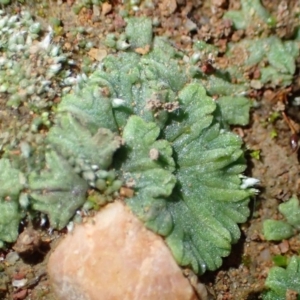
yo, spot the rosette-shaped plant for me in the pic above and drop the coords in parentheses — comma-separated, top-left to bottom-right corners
(0, 16, 257, 275)
(46, 17, 256, 274)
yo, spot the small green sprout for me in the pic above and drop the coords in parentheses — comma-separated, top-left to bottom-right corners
(266, 16, 277, 28)
(270, 129, 278, 139)
(272, 255, 288, 268)
(250, 149, 261, 160)
(268, 111, 280, 123)
(242, 254, 252, 268)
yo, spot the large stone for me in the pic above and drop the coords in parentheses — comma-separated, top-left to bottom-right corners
(47, 201, 198, 300)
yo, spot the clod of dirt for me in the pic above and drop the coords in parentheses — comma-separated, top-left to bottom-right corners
(47, 201, 198, 300)
(159, 0, 177, 16)
(13, 228, 41, 255)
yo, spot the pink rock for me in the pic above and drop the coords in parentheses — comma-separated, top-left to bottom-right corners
(48, 201, 198, 300)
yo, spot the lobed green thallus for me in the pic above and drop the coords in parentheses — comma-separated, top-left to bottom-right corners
(1, 15, 257, 275)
